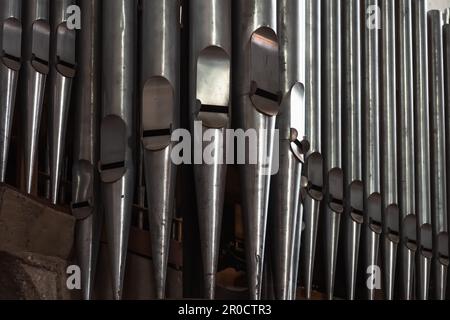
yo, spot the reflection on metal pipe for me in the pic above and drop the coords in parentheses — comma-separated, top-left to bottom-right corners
(322, 0, 344, 300)
(444, 8, 450, 302)
(380, 0, 399, 301)
(49, 0, 76, 204)
(233, 0, 279, 300)
(21, 0, 50, 194)
(71, 0, 101, 300)
(363, 0, 382, 301)
(190, 0, 231, 300)
(412, 0, 432, 300)
(397, 0, 417, 300)
(427, 10, 448, 300)
(0, 0, 22, 182)
(141, 0, 180, 299)
(302, 0, 323, 299)
(100, 0, 136, 300)
(342, 0, 363, 300)
(269, 0, 306, 300)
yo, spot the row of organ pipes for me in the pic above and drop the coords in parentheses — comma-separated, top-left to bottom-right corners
(1, 0, 450, 300)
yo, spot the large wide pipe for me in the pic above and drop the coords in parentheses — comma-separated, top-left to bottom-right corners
(100, 0, 136, 300)
(0, 0, 22, 182)
(342, 0, 363, 300)
(233, 0, 279, 300)
(21, 0, 50, 195)
(48, 0, 76, 204)
(302, 0, 324, 300)
(269, 0, 306, 300)
(141, 0, 180, 300)
(190, 0, 231, 299)
(71, 0, 101, 301)
(397, 0, 418, 300)
(427, 9, 448, 300)
(380, 0, 399, 301)
(322, 0, 344, 300)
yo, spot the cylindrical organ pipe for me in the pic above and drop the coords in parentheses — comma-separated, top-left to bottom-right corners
(302, 0, 323, 300)
(233, 0, 279, 300)
(270, 0, 306, 300)
(0, 0, 22, 182)
(71, 0, 101, 301)
(190, 0, 231, 299)
(342, 0, 363, 300)
(427, 9, 448, 300)
(141, 0, 180, 300)
(397, 0, 418, 300)
(380, 0, 399, 301)
(412, 0, 432, 300)
(322, 0, 344, 300)
(100, 0, 136, 300)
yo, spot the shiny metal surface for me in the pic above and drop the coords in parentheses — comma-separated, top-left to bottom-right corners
(100, 0, 136, 300)
(427, 10, 448, 300)
(268, 0, 305, 301)
(342, 0, 363, 300)
(233, 0, 279, 300)
(49, 0, 76, 204)
(141, 0, 180, 300)
(398, 0, 418, 300)
(190, 0, 231, 300)
(380, 0, 399, 300)
(71, 0, 101, 301)
(21, 0, 50, 194)
(444, 8, 450, 303)
(322, 0, 343, 300)
(363, 0, 382, 300)
(0, 0, 22, 182)
(302, 0, 323, 300)
(412, 0, 432, 300)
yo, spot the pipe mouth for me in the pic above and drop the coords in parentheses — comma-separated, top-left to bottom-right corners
(367, 193, 382, 234)
(384, 204, 400, 242)
(419, 224, 433, 258)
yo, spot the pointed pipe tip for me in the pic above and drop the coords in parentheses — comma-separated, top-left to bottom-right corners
(434, 232, 449, 299)
(204, 274, 217, 300)
(418, 252, 432, 300)
(382, 237, 398, 300)
(434, 260, 448, 300)
(324, 207, 342, 300)
(344, 214, 362, 300)
(302, 194, 321, 300)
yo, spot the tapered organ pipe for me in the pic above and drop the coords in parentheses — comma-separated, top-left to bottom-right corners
(71, 0, 101, 301)
(342, 0, 363, 300)
(380, 0, 399, 301)
(362, 0, 382, 300)
(21, 0, 50, 195)
(427, 10, 448, 301)
(269, 0, 306, 300)
(48, 0, 76, 204)
(189, 0, 231, 300)
(322, 0, 344, 300)
(302, 0, 323, 299)
(444, 9, 450, 302)
(0, 0, 22, 183)
(100, 0, 136, 300)
(397, 0, 418, 300)
(142, 0, 180, 300)
(289, 1, 307, 299)
(233, 0, 279, 300)
(412, 0, 432, 300)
